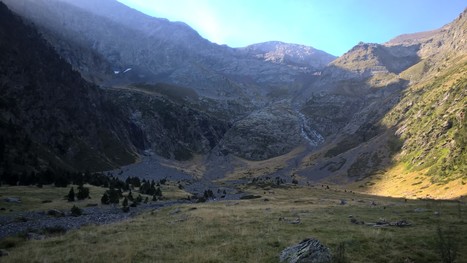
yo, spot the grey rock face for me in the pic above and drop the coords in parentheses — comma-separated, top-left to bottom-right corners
(280, 238, 332, 263)
(106, 87, 230, 161)
(220, 103, 302, 160)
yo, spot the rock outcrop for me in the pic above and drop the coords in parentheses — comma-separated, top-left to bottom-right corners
(219, 103, 302, 160)
(240, 41, 336, 70)
(280, 238, 332, 263)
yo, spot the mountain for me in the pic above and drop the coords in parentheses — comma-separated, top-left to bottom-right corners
(292, 9, 467, 197)
(1, 0, 465, 198)
(2, 0, 335, 104)
(380, 10, 466, 184)
(0, 1, 230, 177)
(3, 0, 335, 161)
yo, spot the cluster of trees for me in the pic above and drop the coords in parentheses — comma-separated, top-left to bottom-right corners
(100, 179, 164, 212)
(67, 185, 90, 201)
(0, 169, 127, 189)
(1, 166, 168, 214)
(250, 176, 286, 187)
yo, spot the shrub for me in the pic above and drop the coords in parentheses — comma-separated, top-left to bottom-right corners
(70, 205, 82, 217)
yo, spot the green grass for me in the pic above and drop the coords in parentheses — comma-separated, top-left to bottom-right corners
(0, 182, 190, 214)
(0, 184, 107, 213)
(1, 185, 466, 262)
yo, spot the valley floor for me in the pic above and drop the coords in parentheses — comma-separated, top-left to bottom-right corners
(1, 184, 466, 262)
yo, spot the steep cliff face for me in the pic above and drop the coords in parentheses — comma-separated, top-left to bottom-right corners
(104, 84, 231, 161)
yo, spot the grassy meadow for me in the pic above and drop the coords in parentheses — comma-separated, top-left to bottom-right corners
(1, 184, 466, 262)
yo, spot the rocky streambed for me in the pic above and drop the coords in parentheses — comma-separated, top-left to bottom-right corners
(0, 200, 187, 240)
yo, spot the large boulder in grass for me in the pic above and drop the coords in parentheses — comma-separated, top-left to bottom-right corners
(279, 238, 331, 263)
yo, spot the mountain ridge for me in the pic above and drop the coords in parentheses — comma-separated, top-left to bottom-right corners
(1, 1, 465, 198)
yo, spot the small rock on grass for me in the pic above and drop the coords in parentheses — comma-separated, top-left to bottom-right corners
(280, 238, 331, 263)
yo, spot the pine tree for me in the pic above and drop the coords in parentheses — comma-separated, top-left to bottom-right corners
(155, 187, 162, 197)
(107, 188, 120, 204)
(101, 192, 110, 205)
(136, 194, 143, 203)
(67, 187, 75, 202)
(71, 205, 82, 216)
(127, 191, 134, 201)
(77, 185, 90, 200)
(122, 197, 129, 213)
(122, 196, 128, 207)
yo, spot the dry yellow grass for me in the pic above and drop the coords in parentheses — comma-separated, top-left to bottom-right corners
(351, 164, 467, 199)
(220, 145, 307, 181)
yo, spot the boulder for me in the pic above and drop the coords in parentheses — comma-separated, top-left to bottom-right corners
(280, 238, 331, 263)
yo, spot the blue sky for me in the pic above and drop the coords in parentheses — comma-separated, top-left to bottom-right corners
(117, 0, 465, 56)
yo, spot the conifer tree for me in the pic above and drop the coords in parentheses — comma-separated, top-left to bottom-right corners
(101, 192, 110, 205)
(127, 191, 134, 201)
(76, 185, 90, 200)
(67, 187, 75, 202)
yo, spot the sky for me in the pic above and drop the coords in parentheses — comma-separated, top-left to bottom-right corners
(117, 0, 466, 56)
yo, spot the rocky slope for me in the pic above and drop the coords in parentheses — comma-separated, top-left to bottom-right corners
(104, 84, 231, 161)
(218, 102, 302, 160)
(0, 2, 139, 172)
(381, 10, 467, 182)
(0, 2, 230, 177)
(293, 9, 467, 191)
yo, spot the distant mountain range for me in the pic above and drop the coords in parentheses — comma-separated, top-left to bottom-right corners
(1, 0, 465, 198)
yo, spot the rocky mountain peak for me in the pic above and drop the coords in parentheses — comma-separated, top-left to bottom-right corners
(330, 42, 420, 75)
(240, 41, 336, 69)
